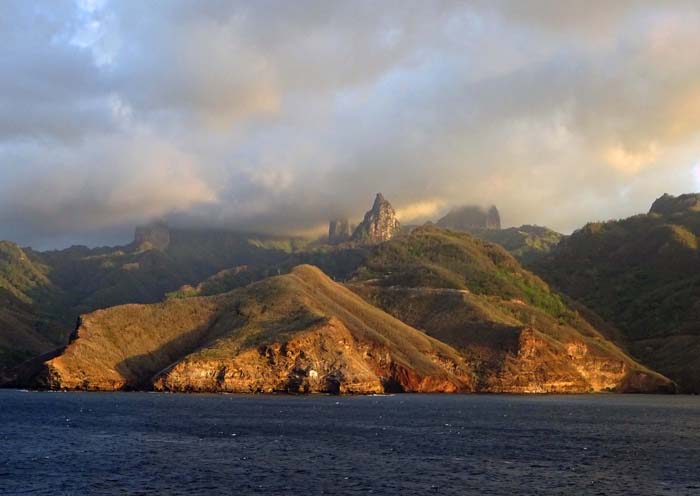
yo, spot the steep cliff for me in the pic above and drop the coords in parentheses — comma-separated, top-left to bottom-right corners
(351, 194, 401, 245)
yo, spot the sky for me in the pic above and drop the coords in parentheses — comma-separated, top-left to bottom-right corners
(2, 0, 700, 249)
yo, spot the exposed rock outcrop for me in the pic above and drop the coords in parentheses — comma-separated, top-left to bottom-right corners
(649, 193, 700, 216)
(154, 316, 468, 394)
(346, 226, 674, 393)
(351, 194, 401, 245)
(349, 284, 673, 393)
(328, 219, 352, 244)
(19, 265, 475, 393)
(437, 205, 501, 231)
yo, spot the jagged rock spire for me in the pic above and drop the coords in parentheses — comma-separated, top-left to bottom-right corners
(351, 193, 401, 244)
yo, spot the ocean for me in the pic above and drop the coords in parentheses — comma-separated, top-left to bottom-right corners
(1, 391, 698, 495)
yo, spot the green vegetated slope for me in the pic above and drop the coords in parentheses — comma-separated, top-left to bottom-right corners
(466, 225, 564, 265)
(36, 228, 306, 314)
(1, 211, 687, 394)
(0, 241, 54, 303)
(19, 265, 473, 394)
(0, 242, 66, 370)
(347, 226, 671, 392)
(0, 289, 57, 374)
(0, 229, 305, 374)
(353, 226, 569, 316)
(166, 245, 369, 299)
(535, 193, 700, 392)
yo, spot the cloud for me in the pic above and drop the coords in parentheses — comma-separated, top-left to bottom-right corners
(0, 134, 216, 247)
(603, 142, 660, 174)
(1, 0, 700, 247)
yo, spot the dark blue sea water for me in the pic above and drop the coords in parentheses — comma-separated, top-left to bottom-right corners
(0, 391, 698, 495)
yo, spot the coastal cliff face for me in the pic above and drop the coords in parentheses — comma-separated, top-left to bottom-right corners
(482, 328, 668, 393)
(349, 285, 671, 394)
(346, 226, 674, 393)
(154, 317, 467, 394)
(20, 265, 474, 393)
(14, 223, 677, 394)
(20, 260, 671, 394)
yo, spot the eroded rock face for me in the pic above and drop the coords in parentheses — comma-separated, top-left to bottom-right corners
(328, 219, 352, 244)
(482, 329, 670, 393)
(437, 205, 501, 231)
(348, 284, 675, 394)
(18, 265, 475, 394)
(351, 194, 401, 245)
(154, 318, 472, 394)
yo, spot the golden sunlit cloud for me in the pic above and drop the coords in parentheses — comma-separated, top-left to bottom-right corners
(3, 1, 700, 247)
(603, 142, 660, 174)
(395, 200, 447, 223)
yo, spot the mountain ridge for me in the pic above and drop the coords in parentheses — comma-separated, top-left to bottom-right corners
(535, 192, 700, 392)
(2, 191, 698, 394)
(17, 265, 475, 393)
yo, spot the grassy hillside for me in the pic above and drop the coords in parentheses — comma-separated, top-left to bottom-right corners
(352, 226, 570, 319)
(0, 219, 681, 393)
(0, 289, 58, 373)
(19, 265, 474, 393)
(160, 224, 674, 392)
(36, 228, 303, 314)
(166, 245, 369, 299)
(0, 229, 307, 374)
(0, 242, 54, 304)
(0, 243, 66, 371)
(535, 193, 700, 392)
(346, 226, 671, 393)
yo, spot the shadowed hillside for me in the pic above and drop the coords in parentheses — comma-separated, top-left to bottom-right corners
(0, 227, 309, 375)
(535, 193, 700, 392)
(0, 243, 67, 370)
(0, 221, 681, 394)
(18, 266, 475, 394)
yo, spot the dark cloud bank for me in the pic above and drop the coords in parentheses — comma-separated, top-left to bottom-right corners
(2, 0, 700, 248)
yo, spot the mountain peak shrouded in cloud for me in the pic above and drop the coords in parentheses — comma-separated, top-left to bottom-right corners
(437, 205, 501, 231)
(2, 1, 700, 248)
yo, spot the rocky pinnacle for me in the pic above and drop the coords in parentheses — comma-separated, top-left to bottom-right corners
(351, 193, 401, 244)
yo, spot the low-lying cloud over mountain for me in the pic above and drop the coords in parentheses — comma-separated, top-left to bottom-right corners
(2, 0, 700, 247)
